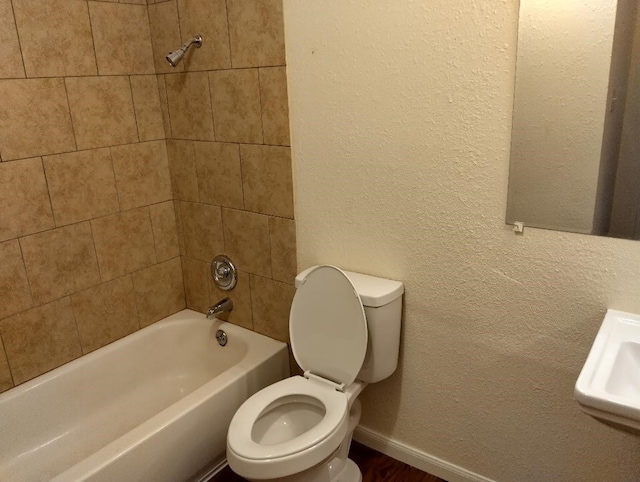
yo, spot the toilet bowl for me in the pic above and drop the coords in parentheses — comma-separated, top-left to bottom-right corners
(226, 265, 403, 482)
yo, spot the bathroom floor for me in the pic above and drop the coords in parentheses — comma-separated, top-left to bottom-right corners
(212, 441, 445, 481)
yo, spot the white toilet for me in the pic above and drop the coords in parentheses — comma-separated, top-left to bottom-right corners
(226, 265, 403, 482)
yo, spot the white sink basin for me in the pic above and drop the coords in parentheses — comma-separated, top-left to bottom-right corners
(575, 309, 640, 432)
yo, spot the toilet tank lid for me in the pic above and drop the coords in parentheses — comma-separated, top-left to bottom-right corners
(295, 266, 404, 307)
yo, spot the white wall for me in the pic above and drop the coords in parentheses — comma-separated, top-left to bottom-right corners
(507, 0, 616, 234)
(284, 1, 640, 480)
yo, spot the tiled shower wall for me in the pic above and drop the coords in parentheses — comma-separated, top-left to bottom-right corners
(0, 0, 297, 394)
(0, 0, 184, 394)
(148, 0, 297, 345)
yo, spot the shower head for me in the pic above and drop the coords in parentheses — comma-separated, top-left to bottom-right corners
(166, 34, 203, 67)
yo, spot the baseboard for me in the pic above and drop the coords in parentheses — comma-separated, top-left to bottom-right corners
(192, 459, 228, 482)
(353, 426, 495, 482)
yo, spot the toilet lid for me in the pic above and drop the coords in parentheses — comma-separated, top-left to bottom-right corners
(290, 265, 368, 386)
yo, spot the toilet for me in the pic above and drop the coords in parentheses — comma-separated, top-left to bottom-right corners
(226, 265, 403, 482)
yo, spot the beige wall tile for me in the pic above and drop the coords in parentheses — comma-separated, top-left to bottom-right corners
(181, 256, 209, 313)
(72, 276, 140, 353)
(0, 0, 25, 79)
(0, 79, 75, 160)
(210, 69, 263, 144)
(148, 1, 183, 74)
(133, 257, 185, 327)
(12, 0, 96, 77)
(227, 0, 285, 68)
(240, 144, 294, 218)
(130, 75, 165, 141)
(92, 208, 157, 281)
(66, 76, 138, 150)
(0, 297, 81, 384)
(0, 240, 32, 320)
(0, 157, 54, 242)
(20, 222, 101, 305)
(166, 73, 215, 141)
(177, 0, 231, 71)
(43, 148, 119, 226)
(269, 216, 297, 284)
(157, 75, 172, 137)
(0, 338, 13, 393)
(222, 208, 271, 277)
(250, 274, 293, 342)
(209, 269, 253, 330)
(194, 141, 244, 209)
(111, 141, 172, 210)
(260, 67, 290, 146)
(174, 200, 185, 255)
(89, 2, 155, 75)
(150, 201, 180, 261)
(167, 140, 199, 202)
(181, 202, 224, 261)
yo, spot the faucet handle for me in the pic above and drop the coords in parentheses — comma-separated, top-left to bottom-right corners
(211, 255, 237, 291)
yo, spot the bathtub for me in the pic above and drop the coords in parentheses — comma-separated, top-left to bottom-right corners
(0, 309, 289, 482)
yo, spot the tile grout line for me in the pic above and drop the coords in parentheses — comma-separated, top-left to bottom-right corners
(0, 65, 287, 82)
(62, 78, 80, 153)
(128, 75, 142, 143)
(15, 237, 36, 318)
(67, 293, 87, 356)
(9, 0, 28, 78)
(143, 0, 168, 147)
(206, 70, 218, 143)
(190, 141, 201, 203)
(0, 134, 288, 165)
(39, 157, 58, 229)
(107, 147, 124, 213)
(237, 142, 247, 210)
(85, 0, 101, 76)
(88, 214, 106, 283)
(129, 271, 144, 331)
(0, 333, 16, 390)
(161, 75, 174, 139)
(220, 205, 227, 258)
(257, 68, 266, 145)
(145, 205, 159, 264)
(266, 209, 274, 280)
(224, 0, 234, 69)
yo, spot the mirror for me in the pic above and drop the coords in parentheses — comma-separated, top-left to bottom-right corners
(506, 0, 640, 240)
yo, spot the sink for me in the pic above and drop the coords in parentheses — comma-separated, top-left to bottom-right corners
(575, 309, 640, 433)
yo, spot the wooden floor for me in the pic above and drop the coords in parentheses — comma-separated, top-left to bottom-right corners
(211, 441, 445, 481)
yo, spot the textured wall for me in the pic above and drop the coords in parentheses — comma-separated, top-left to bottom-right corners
(0, 0, 184, 394)
(148, 0, 298, 347)
(508, 0, 616, 234)
(284, 1, 640, 480)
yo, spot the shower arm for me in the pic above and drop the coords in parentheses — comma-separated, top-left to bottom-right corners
(179, 35, 203, 53)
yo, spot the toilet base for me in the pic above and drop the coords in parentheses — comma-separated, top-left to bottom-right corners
(330, 458, 361, 482)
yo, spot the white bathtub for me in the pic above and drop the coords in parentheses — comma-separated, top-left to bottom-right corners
(0, 309, 289, 482)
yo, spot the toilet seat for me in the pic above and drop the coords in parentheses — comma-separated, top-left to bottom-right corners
(290, 265, 368, 386)
(227, 376, 348, 461)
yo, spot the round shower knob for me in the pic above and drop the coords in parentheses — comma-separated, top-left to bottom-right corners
(211, 255, 237, 291)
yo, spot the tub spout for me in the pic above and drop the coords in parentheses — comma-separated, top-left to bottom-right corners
(207, 298, 233, 319)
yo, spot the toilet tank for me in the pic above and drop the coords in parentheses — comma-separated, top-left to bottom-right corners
(295, 267, 404, 384)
